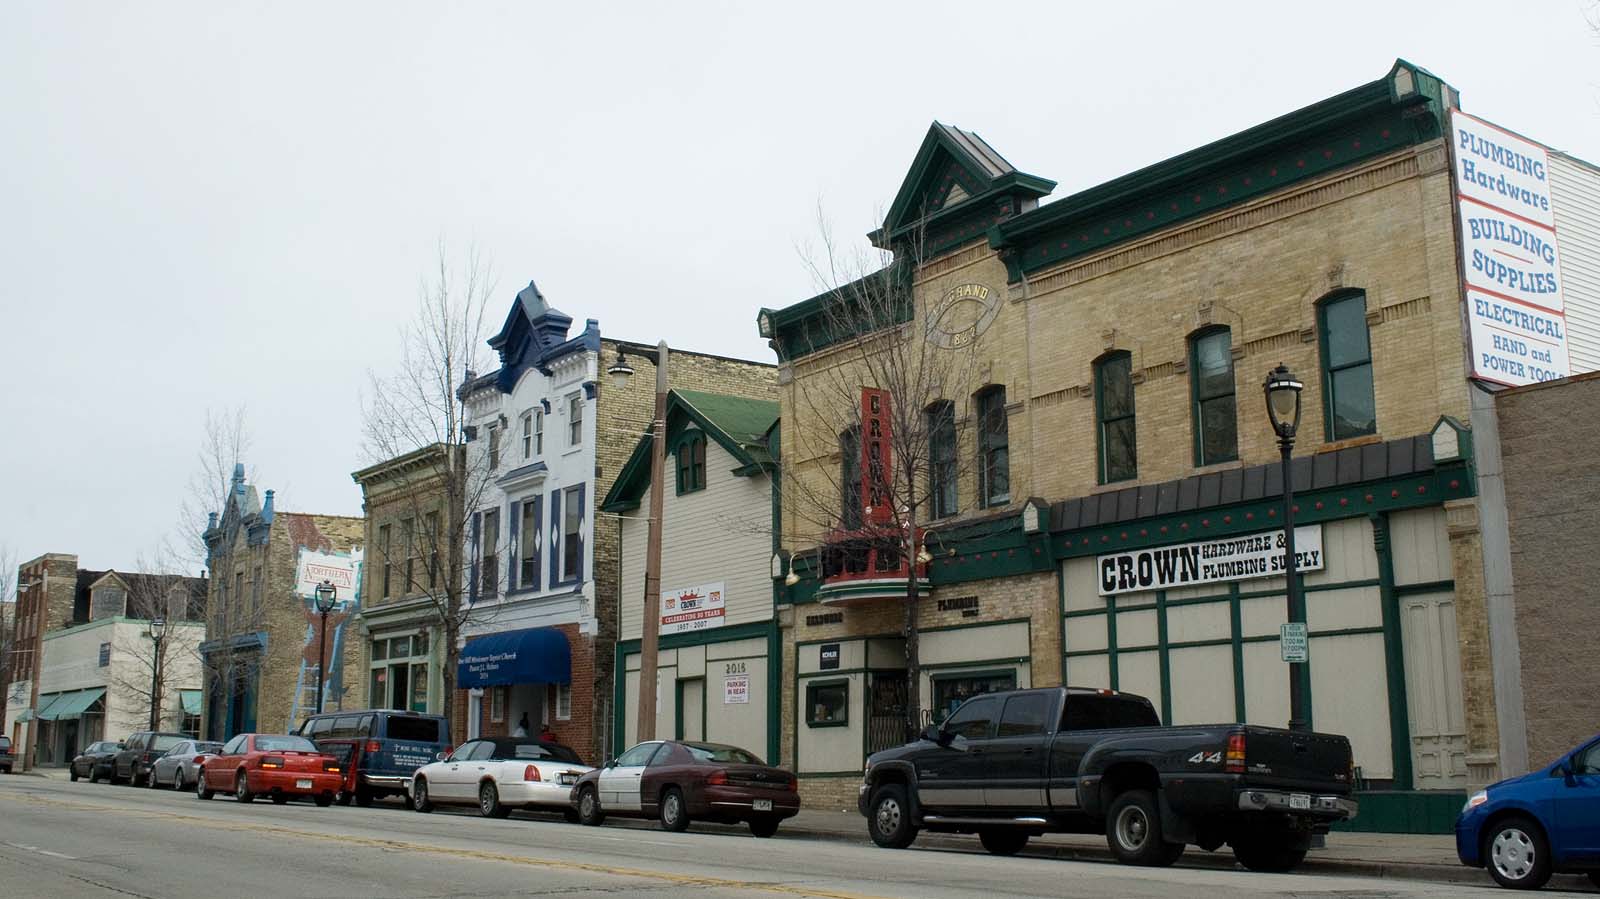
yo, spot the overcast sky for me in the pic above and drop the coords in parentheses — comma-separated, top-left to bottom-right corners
(3, 1, 1597, 576)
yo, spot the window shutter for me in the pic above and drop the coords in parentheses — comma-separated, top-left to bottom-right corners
(548, 488, 562, 587)
(574, 483, 586, 583)
(507, 501, 520, 591)
(469, 512, 481, 603)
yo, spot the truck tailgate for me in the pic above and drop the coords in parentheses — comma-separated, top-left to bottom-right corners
(1242, 726, 1352, 792)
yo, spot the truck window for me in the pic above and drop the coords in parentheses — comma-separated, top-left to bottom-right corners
(997, 693, 1052, 737)
(944, 695, 1000, 741)
(1062, 693, 1161, 731)
(387, 716, 443, 743)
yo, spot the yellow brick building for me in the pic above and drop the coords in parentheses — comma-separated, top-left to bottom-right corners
(762, 61, 1495, 830)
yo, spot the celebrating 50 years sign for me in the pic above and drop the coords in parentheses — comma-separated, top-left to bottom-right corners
(1451, 111, 1571, 387)
(1097, 527, 1324, 596)
(660, 582, 726, 636)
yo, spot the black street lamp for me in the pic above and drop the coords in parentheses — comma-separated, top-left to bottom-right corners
(1263, 364, 1309, 732)
(313, 580, 338, 715)
(147, 617, 169, 731)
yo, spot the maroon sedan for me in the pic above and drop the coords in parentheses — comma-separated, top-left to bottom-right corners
(571, 740, 799, 837)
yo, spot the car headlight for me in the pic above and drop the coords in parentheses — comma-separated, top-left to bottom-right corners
(1463, 790, 1488, 814)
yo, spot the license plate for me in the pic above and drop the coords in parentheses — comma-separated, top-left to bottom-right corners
(296, 779, 313, 790)
(1289, 793, 1311, 810)
(752, 799, 772, 811)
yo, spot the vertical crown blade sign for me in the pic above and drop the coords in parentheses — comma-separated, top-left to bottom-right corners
(862, 387, 892, 526)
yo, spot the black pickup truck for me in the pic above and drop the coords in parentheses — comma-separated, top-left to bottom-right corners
(859, 686, 1357, 872)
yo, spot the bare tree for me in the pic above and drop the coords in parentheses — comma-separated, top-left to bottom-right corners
(361, 242, 499, 729)
(108, 558, 203, 734)
(1, 543, 17, 715)
(784, 210, 1003, 738)
(176, 407, 253, 572)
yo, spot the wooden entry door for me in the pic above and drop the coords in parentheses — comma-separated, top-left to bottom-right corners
(1401, 591, 1468, 790)
(676, 679, 704, 742)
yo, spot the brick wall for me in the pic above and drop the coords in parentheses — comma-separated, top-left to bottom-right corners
(1497, 372, 1600, 767)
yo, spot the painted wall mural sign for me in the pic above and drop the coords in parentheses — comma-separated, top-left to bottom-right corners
(660, 581, 726, 636)
(925, 282, 1000, 348)
(1450, 110, 1571, 387)
(1097, 526, 1324, 596)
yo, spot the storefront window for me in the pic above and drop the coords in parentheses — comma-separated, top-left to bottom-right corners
(932, 671, 1016, 725)
(369, 631, 432, 713)
(410, 664, 428, 713)
(806, 680, 849, 727)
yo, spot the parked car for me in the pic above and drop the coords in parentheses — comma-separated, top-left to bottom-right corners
(297, 709, 450, 807)
(148, 740, 223, 790)
(112, 731, 189, 786)
(69, 741, 123, 782)
(0, 735, 13, 773)
(859, 686, 1357, 872)
(408, 737, 590, 819)
(195, 733, 343, 806)
(572, 740, 799, 837)
(1455, 732, 1600, 890)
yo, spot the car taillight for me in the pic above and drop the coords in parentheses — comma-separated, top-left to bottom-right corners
(324, 762, 341, 773)
(193, 755, 207, 764)
(523, 765, 542, 782)
(261, 756, 285, 769)
(785, 776, 798, 793)
(1225, 732, 1247, 774)
(706, 769, 728, 786)
(365, 741, 381, 754)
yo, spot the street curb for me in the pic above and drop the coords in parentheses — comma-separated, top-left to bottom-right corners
(589, 813, 1574, 889)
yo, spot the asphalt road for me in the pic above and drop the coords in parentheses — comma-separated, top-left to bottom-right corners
(0, 774, 1586, 898)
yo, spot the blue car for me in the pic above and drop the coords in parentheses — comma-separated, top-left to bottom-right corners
(1456, 733, 1600, 890)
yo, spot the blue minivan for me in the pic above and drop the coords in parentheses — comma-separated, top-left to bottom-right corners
(1455, 732, 1600, 890)
(298, 709, 450, 807)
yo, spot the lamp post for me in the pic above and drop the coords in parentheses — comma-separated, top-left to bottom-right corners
(608, 340, 668, 742)
(1263, 363, 1309, 732)
(147, 617, 169, 730)
(313, 580, 338, 715)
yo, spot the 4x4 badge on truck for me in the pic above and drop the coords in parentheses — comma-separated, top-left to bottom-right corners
(1187, 750, 1223, 765)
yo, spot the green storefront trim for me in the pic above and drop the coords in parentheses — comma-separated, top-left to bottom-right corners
(1336, 790, 1466, 834)
(613, 620, 779, 760)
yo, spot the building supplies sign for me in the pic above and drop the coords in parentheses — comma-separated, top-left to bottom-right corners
(1452, 111, 1571, 386)
(1097, 526, 1324, 596)
(660, 582, 726, 636)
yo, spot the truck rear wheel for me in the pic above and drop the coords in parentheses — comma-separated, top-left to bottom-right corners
(1105, 790, 1185, 867)
(978, 829, 1029, 856)
(1231, 830, 1311, 873)
(867, 784, 919, 849)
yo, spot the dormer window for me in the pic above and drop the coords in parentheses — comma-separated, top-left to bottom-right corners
(676, 432, 707, 494)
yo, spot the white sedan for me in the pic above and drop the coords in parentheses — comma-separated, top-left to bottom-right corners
(407, 737, 591, 819)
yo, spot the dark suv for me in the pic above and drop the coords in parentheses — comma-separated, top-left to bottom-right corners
(0, 735, 13, 773)
(113, 731, 189, 785)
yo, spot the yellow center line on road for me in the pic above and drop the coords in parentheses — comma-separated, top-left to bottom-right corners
(0, 791, 894, 899)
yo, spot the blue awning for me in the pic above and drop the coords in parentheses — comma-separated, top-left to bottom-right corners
(457, 627, 571, 688)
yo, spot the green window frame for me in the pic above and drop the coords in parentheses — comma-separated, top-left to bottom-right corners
(675, 432, 706, 494)
(1096, 352, 1137, 483)
(805, 679, 850, 727)
(1190, 328, 1238, 466)
(926, 401, 956, 519)
(1319, 291, 1377, 441)
(840, 426, 862, 530)
(975, 386, 1009, 507)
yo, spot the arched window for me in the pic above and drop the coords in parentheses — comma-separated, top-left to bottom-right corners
(975, 386, 1009, 507)
(1190, 328, 1237, 466)
(675, 431, 706, 494)
(1096, 352, 1137, 483)
(840, 426, 862, 529)
(926, 401, 956, 519)
(1319, 291, 1376, 440)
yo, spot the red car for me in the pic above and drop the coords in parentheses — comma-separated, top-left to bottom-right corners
(571, 740, 800, 837)
(195, 733, 343, 806)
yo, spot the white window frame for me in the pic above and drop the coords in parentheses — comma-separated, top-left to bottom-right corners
(534, 409, 544, 455)
(560, 484, 582, 582)
(567, 394, 584, 448)
(521, 412, 533, 459)
(556, 682, 572, 720)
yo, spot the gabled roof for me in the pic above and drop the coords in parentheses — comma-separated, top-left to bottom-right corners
(600, 390, 779, 512)
(874, 122, 1055, 248)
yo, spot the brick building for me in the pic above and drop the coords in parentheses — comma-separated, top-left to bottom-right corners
(761, 61, 1520, 829)
(200, 466, 365, 738)
(351, 443, 463, 719)
(454, 280, 774, 765)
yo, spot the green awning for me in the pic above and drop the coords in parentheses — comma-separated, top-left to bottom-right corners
(180, 690, 202, 715)
(39, 688, 105, 720)
(30, 693, 66, 721)
(14, 707, 34, 722)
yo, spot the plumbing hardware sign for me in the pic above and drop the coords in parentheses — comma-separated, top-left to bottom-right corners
(1097, 526, 1324, 596)
(1451, 110, 1570, 387)
(660, 582, 726, 636)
